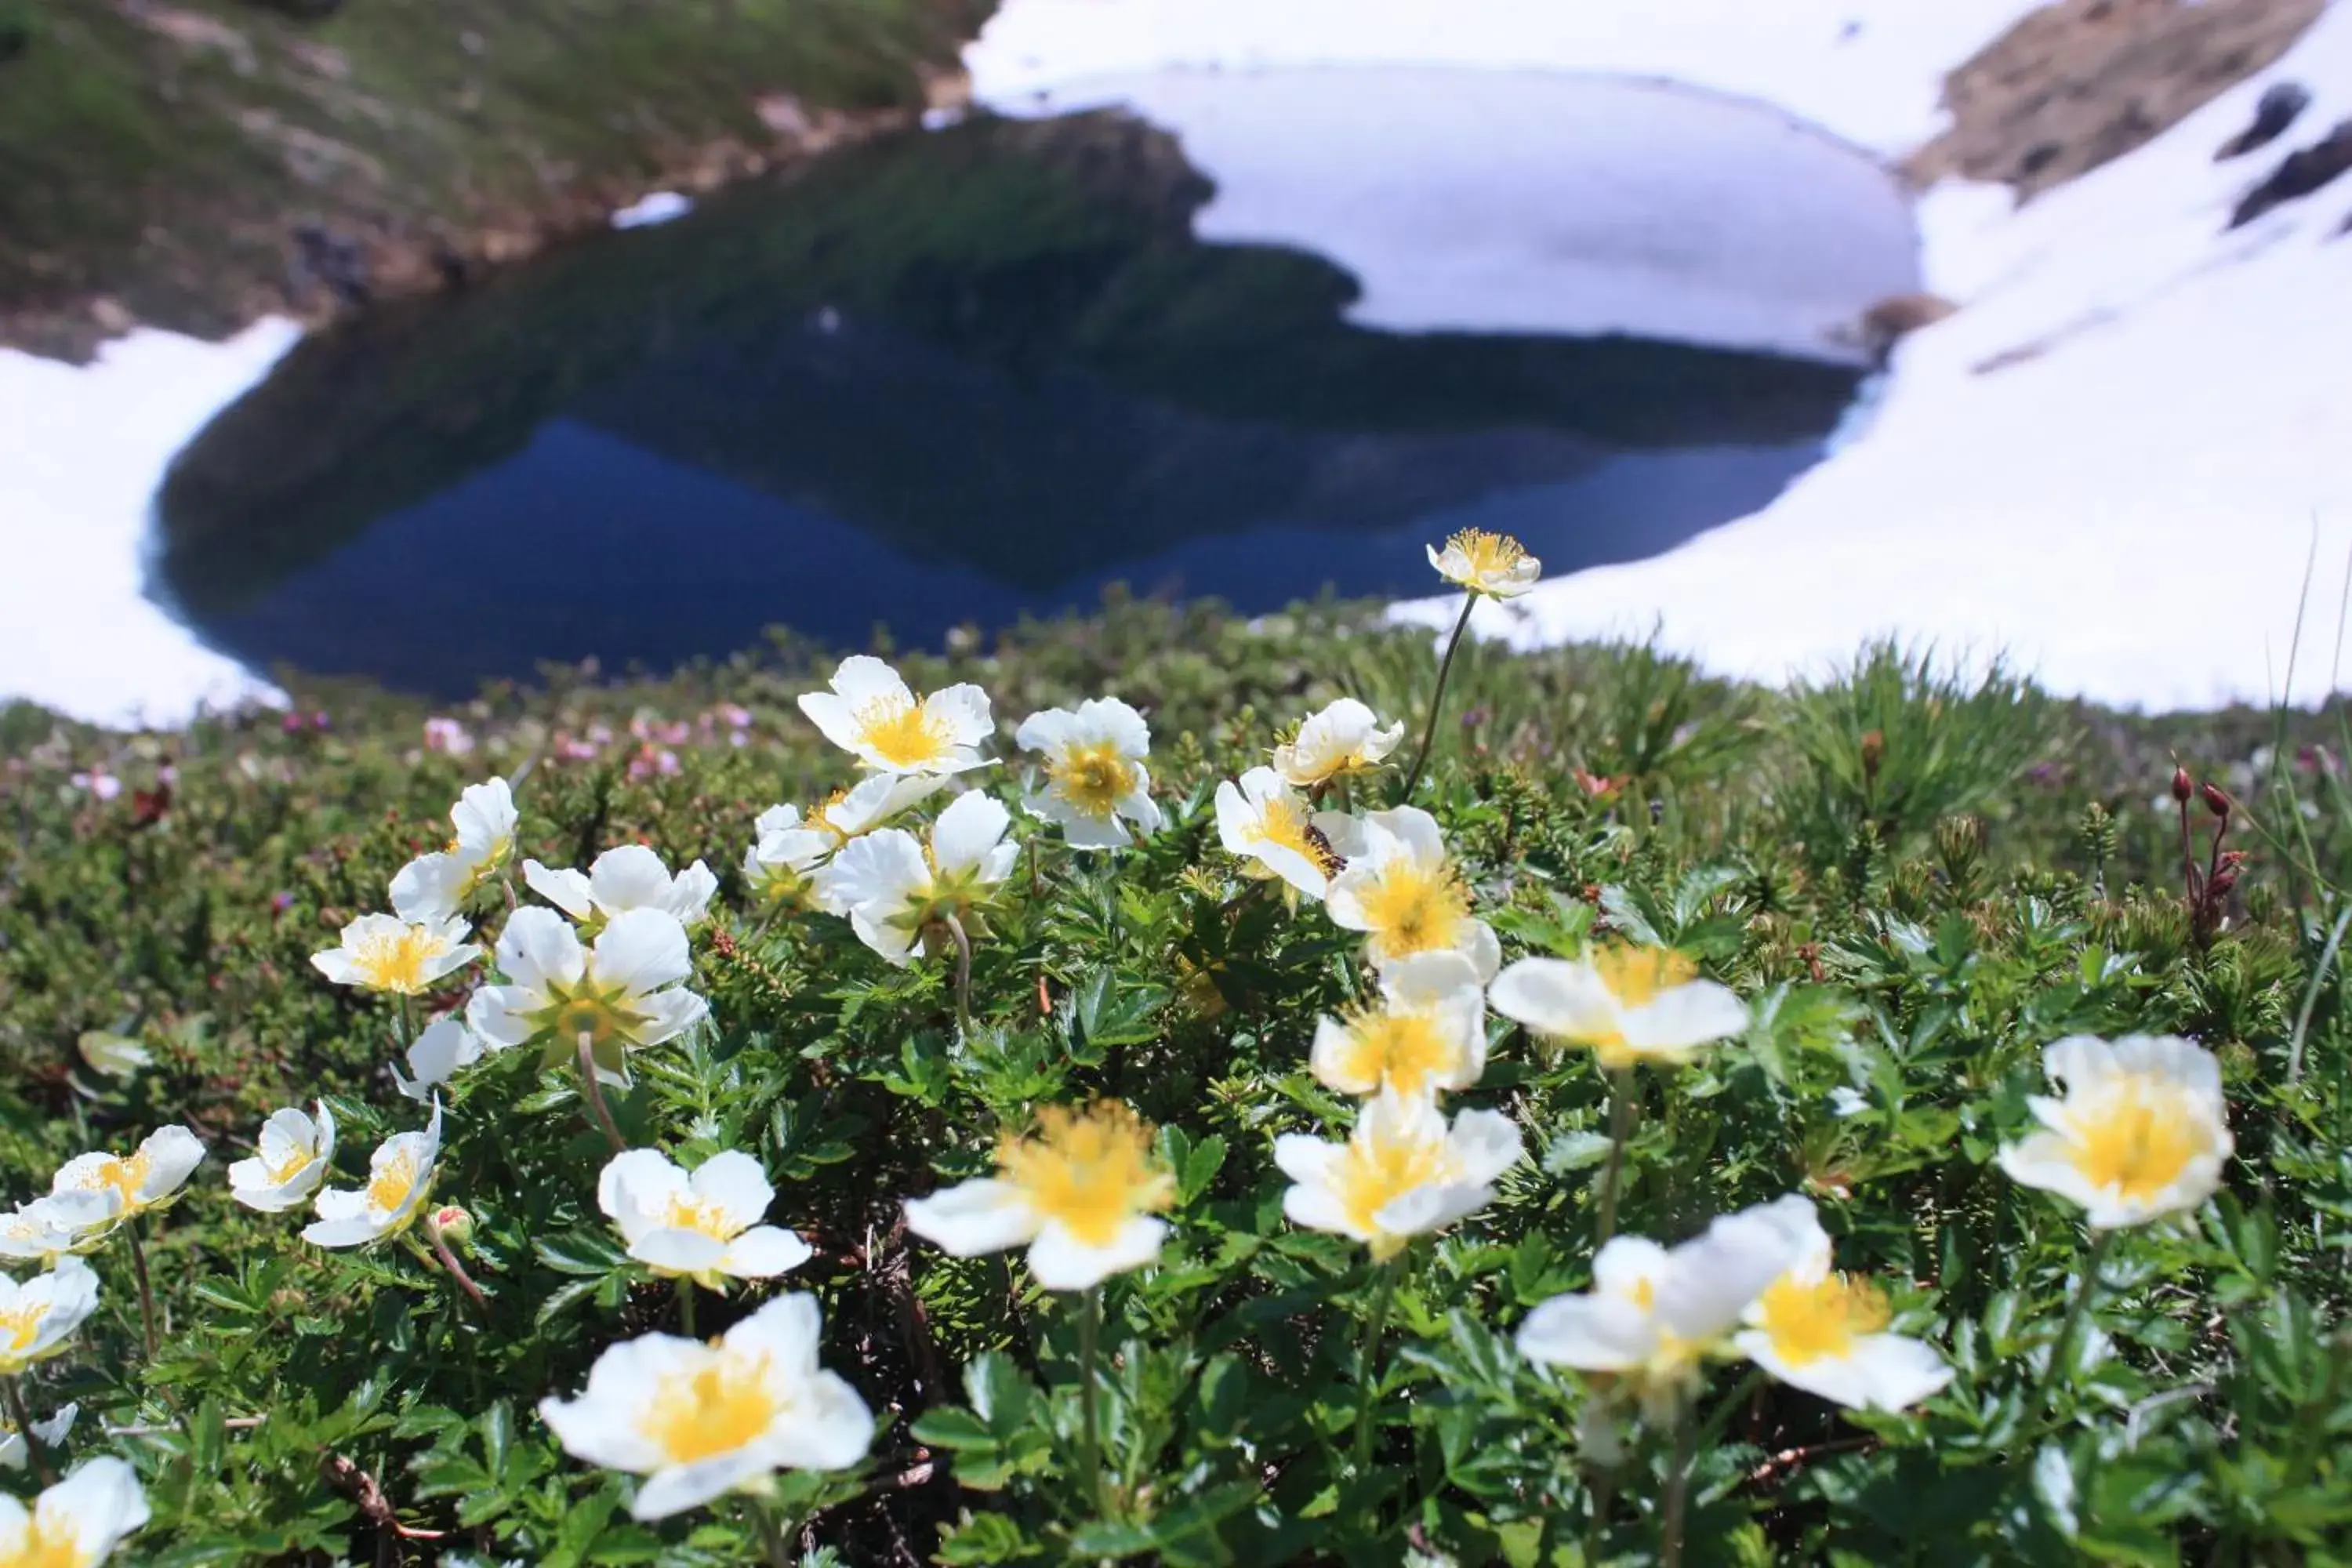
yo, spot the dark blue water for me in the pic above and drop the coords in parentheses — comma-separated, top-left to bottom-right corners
(152, 93, 1888, 698)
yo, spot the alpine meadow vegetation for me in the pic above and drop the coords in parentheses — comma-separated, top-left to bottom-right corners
(0, 542, 2349, 1566)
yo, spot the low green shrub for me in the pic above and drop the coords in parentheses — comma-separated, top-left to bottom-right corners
(0, 581, 2345, 1566)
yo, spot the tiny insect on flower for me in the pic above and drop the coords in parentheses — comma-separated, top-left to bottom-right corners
(1015, 698, 1163, 850)
(599, 1149, 813, 1288)
(0, 1457, 150, 1566)
(539, 1293, 873, 1521)
(797, 655, 993, 777)
(310, 913, 480, 997)
(1997, 1034, 2233, 1229)
(904, 1102, 1177, 1290)
(1275, 1091, 1522, 1260)
(1428, 528, 1541, 599)
(1488, 945, 1748, 1070)
(1214, 767, 1359, 900)
(1271, 699, 1405, 790)
(1324, 808, 1500, 979)
(227, 1103, 336, 1214)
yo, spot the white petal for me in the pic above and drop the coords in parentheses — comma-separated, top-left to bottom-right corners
(720, 1227, 814, 1279)
(523, 862, 597, 923)
(588, 845, 677, 914)
(1014, 706, 1078, 753)
(599, 1149, 687, 1232)
(496, 906, 586, 993)
(759, 1370, 874, 1472)
(630, 1229, 731, 1276)
(1445, 1108, 1524, 1185)
(822, 831, 929, 917)
(592, 909, 693, 996)
(1517, 1294, 1653, 1371)
(689, 1152, 775, 1235)
(1623, 982, 1750, 1056)
(630, 989, 710, 1049)
(630, 1446, 779, 1522)
(930, 792, 1011, 877)
(826, 655, 913, 710)
(903, 1179, 1038, 1257)
(1488, 959, 1617, 1041)
(466, 984, 535, 1050)
(2042, 1034, 2122, 1092)
(134, 1127, 206, 1201)
(924, 684, 995, 746)
(1025, 1217, 1166, 1290)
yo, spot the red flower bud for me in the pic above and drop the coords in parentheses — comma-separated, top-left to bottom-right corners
(2201, 782, 2230, 819)
(2171, 766, 2194, 804)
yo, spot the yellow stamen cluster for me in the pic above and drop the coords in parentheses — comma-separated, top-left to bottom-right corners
(0, 1519, 81, 1568)
(1330, 1126, 1446, 1258)
(1755, 1272, 1891, 1367)
(1047, 741, 1138, 820)
(997, 1103, 1174, 1247)
(2063, 1080, 2205, 1200)
(854, 699, 952, 769)
(1355, 862, 1472, 958)
(350, 925, 454, 993)
(368, 1149, 422, 1216)
(1445, 528, 1528, 579)
(662, 1196, 739, 1241)
(641, 1355, 781, 1465)
(1331, 1006, 1458, 1099)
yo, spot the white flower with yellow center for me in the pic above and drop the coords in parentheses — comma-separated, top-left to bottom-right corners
(302, 1102, 441, 1250)
(310, 913, 479, 996)
(905, 1102, 1177, 1289)
(465, 907, 710, 1085)
(1275, 1091, 1522, 1260)
(539, 1292, 873, 1521)
(0, 1259, 100, 1377)
(1271, 699, 1406, 789)
(1488, 946, 1748, 1072)
(1515, 1203, 1804, 1420)
(599, 1149, 814, 1288)
(816, 792, 1018, 967)
(1310, 951, 1489, 1101)
(1732, 1196, 1951, 1412)
(0, 1403, 74, 1472)
(1997, 1034, 2233, 1229)
(1324, 808, 1500, 979)
(751, 776, 953, 914)
(1015, 698, 1162, 850)
(797, 655, 993, 777)
(390, 777, 521, 923)
(1214, 767, 1358, 900)
(0, 1457, 149, 1566)
(524, 844, 719, 932)
(393, 1017, 487, 1101)
(227, 1104, 336, 1214)
(742, 804, 829, 912)
(1429, 528, 1541, 599)
(50, 1126, 205, 1231)
(0, 1198, 104, 1267)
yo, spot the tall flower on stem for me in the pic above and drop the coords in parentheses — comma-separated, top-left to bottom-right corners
(539, 1293, 873, 1529)
(1276, 1092, 1522, 1468)
(390, 777, 519, 923)
(1399, 528, 1540, 800)
(1324, 808, 1500, 980)
(1998, 1033, 2232, 1397)
(1015, 698, 1163, 850)
(1489, 946, 1746, 1244)
(905, 1102, 1177, 1511)
(797, 655, 993, 777)
(818, 792, 1017, 1029)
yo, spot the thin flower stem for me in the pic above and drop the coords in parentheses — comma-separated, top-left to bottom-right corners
(125, 1215, 160, 1358)
(1659, 1410, 1697, 1568)
(398, 994, 416, 1054)
(750, 1496, 795, 1567)
(946, 919, 974, 1040)
(2038, 1229, 2115, 1406)
(677, 1277, 699, 1338)
(5, 1377, 56, 1486)
(1596, 1068, 1636, 1247)
(575, 1031, 626, 1154)
(1350, 1255, 1404, 1474)
(425, 1221, 489, 1313)
(1077, 1287, 1108, 1516)
(1399, 594, 1477, 803)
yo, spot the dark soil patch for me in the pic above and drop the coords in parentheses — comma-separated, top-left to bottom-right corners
(1904, 0, 2325, 198)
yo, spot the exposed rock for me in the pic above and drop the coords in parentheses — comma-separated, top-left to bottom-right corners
(1906, 0, 2325, 199)
(2216, 80, 2312, 159)
(2227, 118, 2352, 229)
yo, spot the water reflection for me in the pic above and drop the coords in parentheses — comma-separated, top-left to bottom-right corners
(154, 74, 1914, 696)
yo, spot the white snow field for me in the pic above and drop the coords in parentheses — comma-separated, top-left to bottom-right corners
(4, 0, 2347, 720)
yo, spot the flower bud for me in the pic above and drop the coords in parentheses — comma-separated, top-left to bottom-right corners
(428, 1204, 474, 1247)
(2201, 782, 2230, 819)
(2171, 766, 2194, 804)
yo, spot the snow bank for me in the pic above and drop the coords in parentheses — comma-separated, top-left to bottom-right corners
(974, 0, 2352, 711)
(0, 320, 296, 725)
